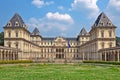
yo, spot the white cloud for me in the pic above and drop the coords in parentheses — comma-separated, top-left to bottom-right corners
(106, 0, 120, 22)
(106, 0, 120, 36)
(70, 0, 99, 18)
(32, 0, 54, 8)
(58, 6, 64, 10)
(46, 12, 74, 24)
(28, 18, 67, 31)
(27, 12, 74, 36)
(107, 0, 120, 11)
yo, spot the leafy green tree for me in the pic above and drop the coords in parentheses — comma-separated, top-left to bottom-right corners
(116, 37, 120, 46)
(0, 32, 4, 46)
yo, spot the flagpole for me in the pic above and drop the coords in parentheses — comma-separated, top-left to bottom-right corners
(68, 40, 71, 63)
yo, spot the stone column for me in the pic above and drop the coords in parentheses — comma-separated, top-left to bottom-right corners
(0, 50, 2, 60)
(4, 51, 6, 60)
(8, 51, 10, 60)
(117, 51, 119, 62)
(99, 52, 102, 61)
(113, 51, 115, 61)
(105, 52, 106, 61)
(2, 50, 4, 60)
(87, 53, 89, 60)
(0, 50, 1, 60)
(82, 52, 84, 61)
(13, 52, 15, 60)
(100, 52, 102, 61)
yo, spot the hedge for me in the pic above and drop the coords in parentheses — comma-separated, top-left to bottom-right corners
(0, 60, 33, 64)
(83, 60, 120, 65)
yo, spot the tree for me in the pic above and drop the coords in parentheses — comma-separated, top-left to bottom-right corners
(116, 37, 120, 46)
(0, 32, 4, 46)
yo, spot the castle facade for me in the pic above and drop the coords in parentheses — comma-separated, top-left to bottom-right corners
(1, 12, 120, 62)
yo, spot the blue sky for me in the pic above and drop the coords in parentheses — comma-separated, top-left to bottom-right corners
(0, 0, 120, 37)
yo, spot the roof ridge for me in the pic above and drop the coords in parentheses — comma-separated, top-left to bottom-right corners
(15, 13, 23, 27)
(5, 13, 25, 27)
(31, 27, 40, 35)
(92, 12, 114, 27)
(79, 27, 87, 35)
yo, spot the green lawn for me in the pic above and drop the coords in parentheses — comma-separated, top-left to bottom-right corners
(0, 63, 120, 80)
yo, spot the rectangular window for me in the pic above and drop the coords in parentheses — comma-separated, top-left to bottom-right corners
(8, 44, 11, 47)
(16, 32, 18, 37)
(109, 31, 112, 37)
(101, 43, 104, 49)
(8, 32, 11, 38)
(109, 43, 112, 48)
(16, 43, 18, 48)
(101, 32, 104, 38)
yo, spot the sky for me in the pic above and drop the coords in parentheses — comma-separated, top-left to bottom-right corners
(0, 0, 120, 37)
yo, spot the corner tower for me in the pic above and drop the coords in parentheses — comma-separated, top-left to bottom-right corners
(78, 28, 90, 45)
(30, 27, 42, 45)
(90, 12, 116, 50)
(4, 13, 30, 48)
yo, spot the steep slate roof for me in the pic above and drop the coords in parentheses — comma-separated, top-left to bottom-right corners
(31, 27, 40, 35)
(42, 37, 77, 41)
(42, 37, 55, 41)
(79, 27, 87, 35)
(6, 13, 25, 27)
(92, 12, 114, 27)
(65, 38, 77, 41)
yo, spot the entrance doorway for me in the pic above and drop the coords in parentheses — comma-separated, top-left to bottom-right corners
(56, 48, 65, 59)
(56, 54, 64, 59)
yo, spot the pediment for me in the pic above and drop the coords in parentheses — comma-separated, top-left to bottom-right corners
(54, 36, 66, 42)
(54, 36, 67, 46)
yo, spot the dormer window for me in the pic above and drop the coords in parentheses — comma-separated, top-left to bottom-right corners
(107, 22, 112, 26)
(108, 23, 111, 26)
(23, 24, 27, 29)
(15, 22, 19, 26)
(99, 22, 103, 26)
(7, 22, 11, 27)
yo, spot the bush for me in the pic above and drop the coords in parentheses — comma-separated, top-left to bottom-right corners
(0, 60, 33, 64)
(83, 60, 120, 65)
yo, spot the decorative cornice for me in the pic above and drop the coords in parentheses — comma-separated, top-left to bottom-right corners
(4, 38, 40, 47)
(3, 27, 30, 34)
(80, 38, 116, 47)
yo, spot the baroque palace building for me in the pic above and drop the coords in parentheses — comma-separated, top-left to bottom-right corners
(0, 12, 120, 62)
